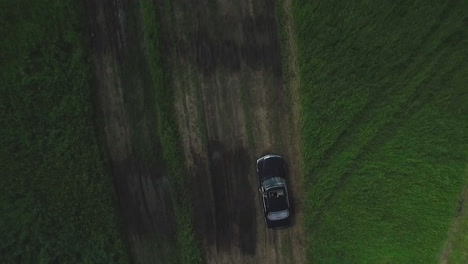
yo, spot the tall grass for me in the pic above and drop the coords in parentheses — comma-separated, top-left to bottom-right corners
(291, 0, 468, 262)
(0, 0, 128, 262)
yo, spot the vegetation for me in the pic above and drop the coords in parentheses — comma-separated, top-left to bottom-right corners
(0, 0, 128, 263)
(140, 1, 204, 263)
(291, 0, 468, 262)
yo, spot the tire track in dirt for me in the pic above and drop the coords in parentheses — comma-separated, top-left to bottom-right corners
(85, 1, 179, 263)
(157, 0, 305, 263)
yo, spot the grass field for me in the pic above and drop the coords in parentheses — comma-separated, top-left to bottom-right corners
(0, 0, 128, 262)
(291, 0, 468, 262)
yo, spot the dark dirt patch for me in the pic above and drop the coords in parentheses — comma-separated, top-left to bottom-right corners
(111, 158, 174, 238)
(207, 141, 257, 255)
(194, 14, 282, 76)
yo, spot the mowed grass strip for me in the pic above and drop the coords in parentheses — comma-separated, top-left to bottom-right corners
(443, 183, 468, 264)
(140, 1, 204, 263)
(291, 0, 468, 262)
(0, 0, 128, 262)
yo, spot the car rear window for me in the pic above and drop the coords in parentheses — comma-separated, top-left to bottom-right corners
(267, 209, 289, 221)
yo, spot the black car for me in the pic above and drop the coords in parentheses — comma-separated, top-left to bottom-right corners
(256, 154, 291, 229)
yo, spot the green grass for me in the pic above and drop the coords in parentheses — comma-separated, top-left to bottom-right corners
(291, 0, 468, 262)
(0, 0, 128, 263)
(140, 1, 204, 263)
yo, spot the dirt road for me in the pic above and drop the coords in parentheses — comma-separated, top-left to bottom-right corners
(85, 0, 305, 263)
(157, 0, 306, 263)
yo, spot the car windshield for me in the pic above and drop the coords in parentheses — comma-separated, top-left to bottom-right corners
(262, 177, 285, 189)
(267, 209, 289, 221)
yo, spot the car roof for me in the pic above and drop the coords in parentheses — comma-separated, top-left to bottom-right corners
(266, 187, 288, 211)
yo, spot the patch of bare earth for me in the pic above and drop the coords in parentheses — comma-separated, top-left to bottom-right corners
(157, 0, 306, 262)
